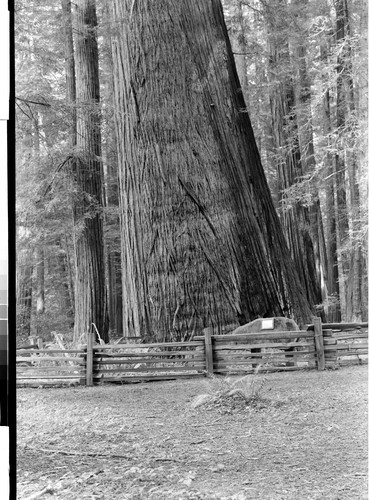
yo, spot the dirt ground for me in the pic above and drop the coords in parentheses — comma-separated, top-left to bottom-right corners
(17, 365, 368, 499)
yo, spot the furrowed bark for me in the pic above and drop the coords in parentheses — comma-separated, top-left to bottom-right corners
(110, 0, 313, 340)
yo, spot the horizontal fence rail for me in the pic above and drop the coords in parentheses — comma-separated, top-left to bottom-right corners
(16, 318, 368, 386)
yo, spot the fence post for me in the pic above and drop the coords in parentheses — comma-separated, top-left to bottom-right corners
(203, 327, 214, 376)
(86, 329, 94, 386)
(313, 316, 325, 371)
(323, 329, 336, 367)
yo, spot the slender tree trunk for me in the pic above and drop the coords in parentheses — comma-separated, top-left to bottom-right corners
(291, 5, 328, 319)
(16, 232, 33, 337)
(231, 2, 249, 102)
(61, 0, 77, 328)
(61, 0, 77, 144)
(32, 112, 46, 335)
(334, 0, 351, 319)
(35, 247, 45, 315)
(335, 0, 364, 321)
(110, 0, 313, 340)
(64, 233, 75, 318)
(102, 4, 123, 336)
(73, 0, 109, 342)
(320, 40, 341, 322)
(54, 237, 74, 322)
(357, 0, 368, 321)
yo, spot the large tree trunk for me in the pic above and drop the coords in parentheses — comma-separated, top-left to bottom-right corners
(110, 0, 313, 341)
(73, 0, 109, 342)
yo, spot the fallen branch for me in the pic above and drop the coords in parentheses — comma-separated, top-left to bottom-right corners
(154, 457, 180, 462)
(23, 486, 54, 500)
(24, 445, 129, 460)
(189, 435, 218, 444)
(191, 416, 223, 426)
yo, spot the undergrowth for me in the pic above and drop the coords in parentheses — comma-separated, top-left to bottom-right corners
(192, 365, 274, 414)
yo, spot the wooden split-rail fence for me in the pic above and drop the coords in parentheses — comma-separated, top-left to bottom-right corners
(16, 318, 368, 386)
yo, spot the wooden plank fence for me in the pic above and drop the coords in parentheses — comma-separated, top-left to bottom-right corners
(16, 318, 367, 386)
(92, 340, 206, 384)
(196, 327, 318, 374)
(16, 348, 87, 386)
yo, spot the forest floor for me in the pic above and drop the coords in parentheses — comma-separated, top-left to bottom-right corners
(17, 365, 368, 500)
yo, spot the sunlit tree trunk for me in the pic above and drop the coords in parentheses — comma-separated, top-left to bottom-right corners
(54, 237, 74, 322)
(16, 229, 33, 337)
(35, 247, 45, 321)
(228, 2, 249, 103)
(73, 0, 109, 342)
(61, 0, 77, 325)
(32, 114, 45, 335)
(102, 4, 123, 337)
(334, 0, 350, 319)
(335, 0, 364, 321)
(61, 0, 77, 143)
(291, 2, 328, 319)
(320, 39, 341, 322)
(64, 233, 76, 317)
(357, 0, 368, 321)
(110, 0, 313, 340)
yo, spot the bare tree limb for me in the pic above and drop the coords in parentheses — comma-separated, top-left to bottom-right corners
(15, 96, 51, 107)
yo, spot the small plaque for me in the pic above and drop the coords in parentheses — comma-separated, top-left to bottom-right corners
(261, 318, 274, 330)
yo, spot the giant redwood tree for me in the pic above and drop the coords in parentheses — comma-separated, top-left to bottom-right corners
(109, 0, 314, 340)
(73, 0, 109, 342)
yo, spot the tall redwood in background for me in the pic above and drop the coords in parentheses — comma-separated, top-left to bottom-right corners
(73, 0, 109, 342)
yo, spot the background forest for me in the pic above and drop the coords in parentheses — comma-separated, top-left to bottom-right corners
(15, 0, 368, 345)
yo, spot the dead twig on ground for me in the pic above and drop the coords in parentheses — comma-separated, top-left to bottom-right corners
(24, 445, 129, 460)
(191, 416, 223, 426)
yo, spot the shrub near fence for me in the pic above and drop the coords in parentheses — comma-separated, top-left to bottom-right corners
(16, 318, 368, 386)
